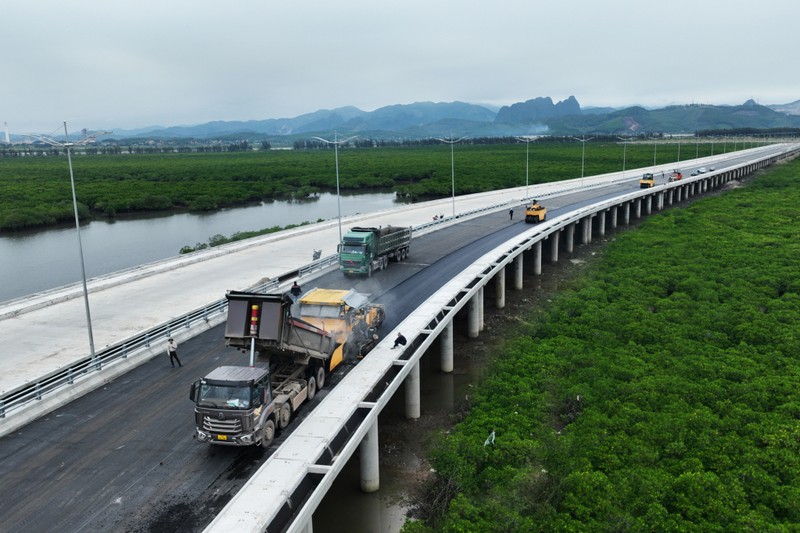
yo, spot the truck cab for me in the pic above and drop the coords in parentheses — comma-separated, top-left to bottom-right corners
(190, 365, 276, 448)
(339, 231, 374, 274)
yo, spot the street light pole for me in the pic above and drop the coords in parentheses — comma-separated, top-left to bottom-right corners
(617, 136, 628, 179)
(24, 122, 111, 364)
(571, 136, 592, 186)
(435, 136, 465, 218)
(515, 136, 536, 199)
(312, 132, 357, 246)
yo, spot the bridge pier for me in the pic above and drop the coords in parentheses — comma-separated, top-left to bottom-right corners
(634, 198, 642, 219)
(581, 217, 591, 244)
(360, 420, 380, 492)
(610, 207, 618, 229)
(549, 231, 559, 263)
(564, 223, 575, 253)
(479, 286, 485, 331)
(468, 292, 480, 338)
(513, 254, 523, 289)
(405, 361, 420, 419)
(533, 240, 542, 276)
(440, 320, 453, 373)
(495, 268, 506, 309)
(645, 196, 652, 215)
(623, 202, 631, 225)
(597, 210, 606, 238)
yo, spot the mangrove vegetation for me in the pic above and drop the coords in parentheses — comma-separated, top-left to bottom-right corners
(407, 159, 800, 531)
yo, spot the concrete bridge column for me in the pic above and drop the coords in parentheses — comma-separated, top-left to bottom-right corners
(479, 286, 485, 331)
(360, 420, 380, 492)
(597, 210, 606, 237)
(549, 231, 560, 263)
(565, 223, 575, 253)
(645, 196, 652, 215)
(440, 320, 454, 373)
(634, 198, 642, 219)
(610, 207, 618, 229)
(514, 254, 523, 289)
(533, 240, 542, 275)
(495, 267, 506, 309)
(581, 216, 591, 244)
(405, 360, 421, 419)
(302, 519, 313, 533)
(467, 292, 480, 338)
(657, 191, 664, 210)
(668, 189, 674, 206)
(623, 203, 631, 225)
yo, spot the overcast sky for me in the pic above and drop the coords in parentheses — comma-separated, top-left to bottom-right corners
(3, 0, 798, 135)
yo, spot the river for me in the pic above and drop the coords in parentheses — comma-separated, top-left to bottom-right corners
(0, 192, 401, 303)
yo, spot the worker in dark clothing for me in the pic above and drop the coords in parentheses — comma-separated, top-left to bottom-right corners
(509, 208, 514, 220)
(392, 332, 407, 349)
(290, 281, 302, 300)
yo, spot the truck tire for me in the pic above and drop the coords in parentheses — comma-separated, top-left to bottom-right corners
(278, 402, 292, 430)
(367, 264, 372, 277)
(260, 419, 275, 449)
(307, 376, 317, 400)
(316, 366, 326, 389)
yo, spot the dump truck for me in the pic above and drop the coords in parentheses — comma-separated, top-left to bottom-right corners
(524, 200, 547, 223)
(190, 288, 384, 448)
(639, 173, 655, 188)
(339, 225, 412, 277)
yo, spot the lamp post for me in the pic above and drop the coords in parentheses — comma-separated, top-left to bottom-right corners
(571, 136, 592, 186)
(617, 136, 629, 179)
(515, 136, 536, 199)
(24, 123, 111, 364)
(652, 137, 658, 170)
(435, 136, 465, 218)
(312, 132, 358, 246)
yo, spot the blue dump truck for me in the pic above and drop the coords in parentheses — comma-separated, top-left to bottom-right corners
(339, 225, 412, 277)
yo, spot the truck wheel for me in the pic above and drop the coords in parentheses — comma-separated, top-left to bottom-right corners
(316, 366, 326, 389)
(307, 376, 317, 400)
(261, 420, 275, 449)
(367, 264, 372, 277)
(278, 403, 292, 430)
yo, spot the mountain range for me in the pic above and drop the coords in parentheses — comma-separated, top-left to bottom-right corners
(106, 96, 800, 143)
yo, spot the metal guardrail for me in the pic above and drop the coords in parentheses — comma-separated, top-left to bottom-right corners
(0, 193, 528, 422)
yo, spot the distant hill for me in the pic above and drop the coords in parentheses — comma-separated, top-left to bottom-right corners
(102, 96, 800, 143)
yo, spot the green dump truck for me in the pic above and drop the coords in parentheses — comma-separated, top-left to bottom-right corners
(339, 226, 412, 277)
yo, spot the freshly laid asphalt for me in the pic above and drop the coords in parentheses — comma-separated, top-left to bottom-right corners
(1, 183, 576, 397)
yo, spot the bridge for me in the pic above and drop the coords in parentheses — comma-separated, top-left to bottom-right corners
(0, 143, 796, 532)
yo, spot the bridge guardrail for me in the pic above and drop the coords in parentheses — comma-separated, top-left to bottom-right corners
(6, 144, 795, 425)
(0, 189, 551, 425)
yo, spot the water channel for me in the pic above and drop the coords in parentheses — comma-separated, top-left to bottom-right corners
(0, 192, 401, 303)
